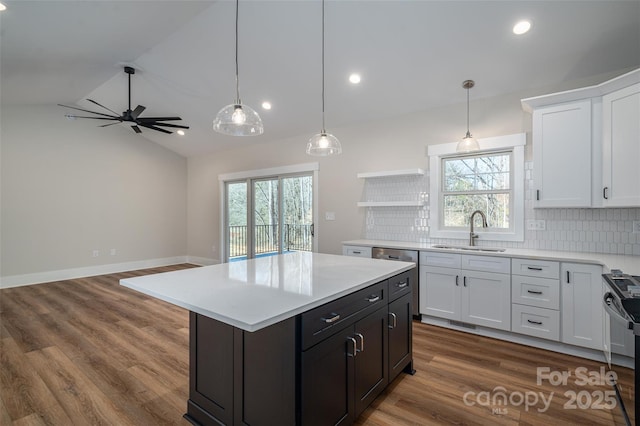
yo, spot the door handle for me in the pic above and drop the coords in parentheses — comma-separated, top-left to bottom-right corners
(388, 312, 397, 329)
(322, 313, 340, 324)
(347, 337, 357, 357)
(367, 295, 380, 303)
(354, 333, 364, 352)
(396, 281, 408, 288)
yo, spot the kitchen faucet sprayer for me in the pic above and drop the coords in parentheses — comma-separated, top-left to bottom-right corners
(469, 210, 488, 246)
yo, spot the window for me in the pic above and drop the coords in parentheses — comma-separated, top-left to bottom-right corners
(442, 152, 512, 231)
(428, 133, 525, 242)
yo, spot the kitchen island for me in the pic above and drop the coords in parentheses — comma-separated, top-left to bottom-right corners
(120, 252, 415, 426)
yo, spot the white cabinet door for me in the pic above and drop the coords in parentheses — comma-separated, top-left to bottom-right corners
(462, 270, 511, 331)
(532, 100, 592, 207)
(561, 263, 604, 350)
(602, 83, 640, 207)
(420, 266, 460, 321)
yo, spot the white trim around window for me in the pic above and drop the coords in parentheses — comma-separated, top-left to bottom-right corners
(427, 133, 526, 242)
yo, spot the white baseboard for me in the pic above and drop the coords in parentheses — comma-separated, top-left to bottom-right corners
(186, 256, 220, 266)
(0, 256, 189, 289)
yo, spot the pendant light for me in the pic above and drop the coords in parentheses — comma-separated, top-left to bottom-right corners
(306, 0, 342, 156)
(213, 0, 263, 136)
(456, 79, 480, 153)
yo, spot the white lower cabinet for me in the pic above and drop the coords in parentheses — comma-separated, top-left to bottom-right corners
(420, 253, 511, 331)
(560, 262, 604, 350)
(512, 304, 560, 341)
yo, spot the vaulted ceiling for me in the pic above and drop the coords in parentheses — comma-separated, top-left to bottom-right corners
(2, 0, 639, 157)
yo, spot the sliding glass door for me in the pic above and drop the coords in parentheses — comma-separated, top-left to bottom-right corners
(224, 173, 314, 262)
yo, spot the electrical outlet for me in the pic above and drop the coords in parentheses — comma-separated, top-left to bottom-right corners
(526, 219, 546, 231)
(325, 212, 336, 221)
(633, 221, 640, 234)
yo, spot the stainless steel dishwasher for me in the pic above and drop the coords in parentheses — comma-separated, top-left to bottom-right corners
(372, 247, 419, 317)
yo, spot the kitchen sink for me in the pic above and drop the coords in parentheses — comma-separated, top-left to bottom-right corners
(431, 245, 506, 253)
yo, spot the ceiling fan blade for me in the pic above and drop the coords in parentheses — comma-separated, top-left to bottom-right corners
(66, 115, 121, 121)
(86, 99, 119, 116)
(98, 122, 122, 127)
(137, 116, 183, 122)
(131, 105, 146, 119)
(138, 123, 172, 134)
(58, 104, 119, 119)
(131, 125, 142, 134)
(146, 122, 190, 130)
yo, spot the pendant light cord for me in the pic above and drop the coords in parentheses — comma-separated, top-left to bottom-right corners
(321, 0, 326, 133)
(235, 0, 241, 104)
(466, 85, 470, 134)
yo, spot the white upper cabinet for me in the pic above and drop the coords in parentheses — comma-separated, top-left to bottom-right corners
(602, 83, 640, 207)
(522, 68, 640, 208)
(532, 100, 592, 207)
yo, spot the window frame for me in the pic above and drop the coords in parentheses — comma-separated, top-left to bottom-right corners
(428, 133, 526, 242)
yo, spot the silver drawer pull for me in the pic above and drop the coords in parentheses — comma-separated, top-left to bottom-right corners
(396, 281, 408, 288)
(322, 313, 340, 324)
(527, 266, 543, 271)
(527, 290, 543, 295)
(366, 295, 380, 303)
(353, 251, 361, 254)
(527, 319, 543, 325)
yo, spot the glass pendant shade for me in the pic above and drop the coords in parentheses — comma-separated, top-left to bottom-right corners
(213, 103, 264, 136)
(457, 130, 480, 152)
(306, 132, 342, 156)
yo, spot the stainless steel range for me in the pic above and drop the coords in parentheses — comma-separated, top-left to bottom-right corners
(603, 271, 640, 426)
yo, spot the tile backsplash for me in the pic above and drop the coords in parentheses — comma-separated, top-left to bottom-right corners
(362, 161, 640, 255)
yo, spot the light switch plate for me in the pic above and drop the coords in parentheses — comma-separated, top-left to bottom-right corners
(526, 219, 546, 231)
(325, 212, 336, 221)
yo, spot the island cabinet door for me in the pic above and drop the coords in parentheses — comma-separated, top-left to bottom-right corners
(354, 305, 389, 416)
(388, 292, 412, 382)
(301, 327, 356, 426)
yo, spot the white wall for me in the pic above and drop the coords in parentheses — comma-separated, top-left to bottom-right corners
(1, 105, 188, 283)
(187, 90, 532, 262)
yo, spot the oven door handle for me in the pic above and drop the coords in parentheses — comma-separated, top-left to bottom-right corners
(603, 292, 634, 330)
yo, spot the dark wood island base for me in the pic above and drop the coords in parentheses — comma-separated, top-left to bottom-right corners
(184, 270, 415, 426)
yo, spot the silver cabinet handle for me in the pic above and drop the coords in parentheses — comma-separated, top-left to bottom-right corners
(347, 337, 357, 357)
(322, 313, 340, 324)
(388, 312, 397, 329)
(353, 250, 361, 254)
(367, 295, 380, 303)
(527, 290, 543, 295)
(396, 281, 408, 288)
(354, 333, 364, 352)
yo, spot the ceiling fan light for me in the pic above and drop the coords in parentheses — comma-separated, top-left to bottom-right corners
(213, 103, 264, 136)
(306, 132, 342, 156)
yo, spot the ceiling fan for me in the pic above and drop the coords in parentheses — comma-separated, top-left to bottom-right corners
(58, 66, 189, 134)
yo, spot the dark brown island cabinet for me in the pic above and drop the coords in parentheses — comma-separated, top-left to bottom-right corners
(184, 269, 415, 426)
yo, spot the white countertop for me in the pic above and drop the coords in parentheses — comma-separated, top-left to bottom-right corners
(120, 252, 414, 332)
(343, 239, 640, 275)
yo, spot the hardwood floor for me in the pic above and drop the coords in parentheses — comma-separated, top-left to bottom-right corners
(0, 264, 633, 425)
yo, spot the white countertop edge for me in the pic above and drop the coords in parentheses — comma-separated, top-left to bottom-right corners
(343, 239, 640, 275)
(121, 261, 415, 332)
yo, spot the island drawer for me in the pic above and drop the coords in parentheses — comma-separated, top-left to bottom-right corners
(388, 270, 412, 301)
(301, 280, 386, 350)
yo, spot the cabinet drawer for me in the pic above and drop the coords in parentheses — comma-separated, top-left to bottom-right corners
(301, 281, 386, 350)
(461, 255, 510, 274)
(512, 258, 560, 279)
(419, 251, 461, 268)
(511, 304, 560, 341)
(388, 270, 412, 301)
(511, 275, 560, 310)
(342, 245, 372, 258)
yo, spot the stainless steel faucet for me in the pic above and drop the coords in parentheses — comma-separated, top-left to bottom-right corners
(469, 210, 488, 246)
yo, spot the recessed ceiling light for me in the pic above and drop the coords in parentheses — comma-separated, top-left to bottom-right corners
(262, 101, 272, 110)
(0, 3, 6, 12)
(177, 130, 185, 136)
(513, 20, 531, 35)
(349, 73, 361, 84)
